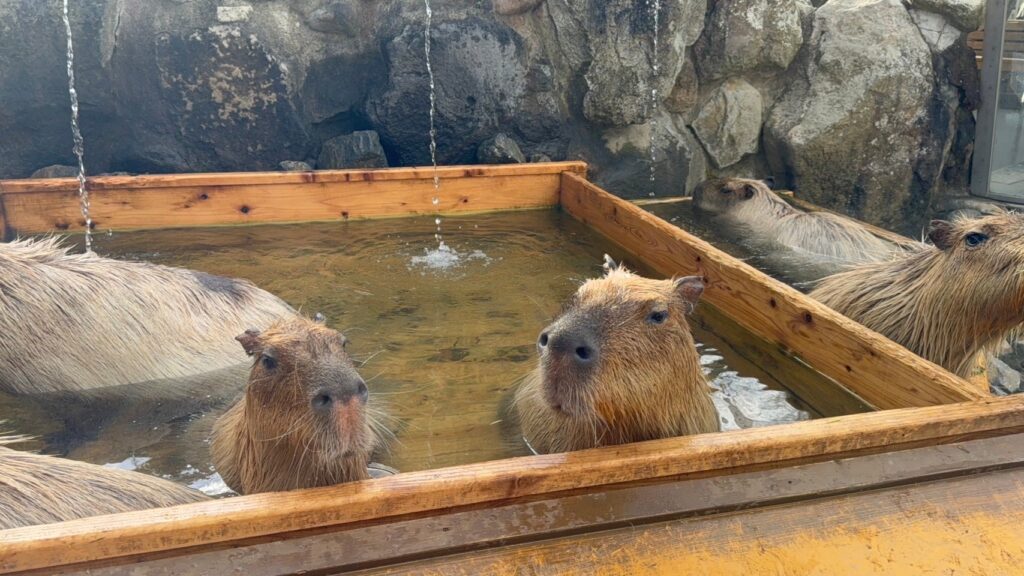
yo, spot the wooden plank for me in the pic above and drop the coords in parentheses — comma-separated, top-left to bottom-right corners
(366, 466, 1024, 575)
(3, 395, 1024, 574)
(559, 173, 983, 408)
(0, 172, 566, 235)
(0, 194, 7, 242)
(57, 433, 1024, 575)
(0, 162, 587, 194)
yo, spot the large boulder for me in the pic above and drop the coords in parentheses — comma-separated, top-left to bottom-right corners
(368, 18, 534, 166)
(318, 131, 388, 169)
(477, 133, 526, 164)
(764, 0, 947, 234)
(908, 0, 984, 31)
(692, 79, 763, 168)
(582, 0, 706, 127)
(694, 0, 803, 81)
(580, 112, 707, 198)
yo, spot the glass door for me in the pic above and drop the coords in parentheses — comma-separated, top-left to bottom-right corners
(974, 0, 1024, 201)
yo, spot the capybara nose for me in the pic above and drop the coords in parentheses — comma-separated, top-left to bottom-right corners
(312, 378, 368, 411)
(547, 331, 600, 367)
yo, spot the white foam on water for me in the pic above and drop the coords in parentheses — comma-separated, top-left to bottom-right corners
(409, 241, 490, 272)
(189, 472, 235, 497)
(102, 455, 151, 471)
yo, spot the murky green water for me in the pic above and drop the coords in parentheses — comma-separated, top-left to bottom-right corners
(0, 209, 864, 495)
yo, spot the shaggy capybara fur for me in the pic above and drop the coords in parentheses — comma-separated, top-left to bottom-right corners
(693, 178, 897, 265)
(0, 237, 296, 394)
(513, 256, 720, 454)
(211, 317, 387, 495)
(0, 444, 206, 529)
(811, 213, 1024, 381)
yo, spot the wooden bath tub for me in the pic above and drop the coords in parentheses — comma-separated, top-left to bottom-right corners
(0, 162, 1020, 575)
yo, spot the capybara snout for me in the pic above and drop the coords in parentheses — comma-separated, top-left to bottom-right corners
(539, 316, 601, 367)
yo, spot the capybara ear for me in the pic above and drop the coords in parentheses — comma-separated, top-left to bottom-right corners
(674, 276, 705, 305)
(235, 328, 263, 356)
(927, 220, 955, 250)
(762, 176, 776, 189)
(313, 312, 327, 324)
(602, 254, 620, 275)
(742, 184, 757, 200)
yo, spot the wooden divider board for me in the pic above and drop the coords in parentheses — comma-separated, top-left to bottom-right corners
(559, 173, 983, 409)
(2, 395, 1024, 574)
(0, 163, 585, 237)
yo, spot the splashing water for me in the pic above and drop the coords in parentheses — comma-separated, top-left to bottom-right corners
(424, 0, 442, 243)
(61, 0, 92, 252)
(647, 0, 661, 197)
(409, 241, 490, 273)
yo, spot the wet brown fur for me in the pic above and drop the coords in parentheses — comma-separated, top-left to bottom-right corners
(812, 212, 1024, 380)
(694, 178, 897, 264)
(0, 237, 297, 394)
(211, 317, 388, 495)
(0, 442, 206, 529)
(513, 258, 720, 453)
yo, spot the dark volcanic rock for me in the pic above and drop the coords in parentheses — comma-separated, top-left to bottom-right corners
(318, 131, 388, 169)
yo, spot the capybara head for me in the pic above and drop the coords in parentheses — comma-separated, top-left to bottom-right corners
(514, 255, 720, 453)
(692, 177, 774, 214)
(211, 316, 385, 494)
(811, 211, 1024, 379)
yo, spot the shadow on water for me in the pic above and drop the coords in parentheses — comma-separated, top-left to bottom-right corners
(1, 209, 867, 492)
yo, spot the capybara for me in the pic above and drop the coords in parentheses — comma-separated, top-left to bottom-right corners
(211, 316, 388, 494)
(513, 255, 720, 453)
(0, 237, 296, 394)
(811, 213, 1024, 381)
(693, 178, 897, 265)
(0, 443, 206, 529)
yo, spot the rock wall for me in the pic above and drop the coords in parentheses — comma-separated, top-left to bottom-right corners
(0, 0, 983, 234)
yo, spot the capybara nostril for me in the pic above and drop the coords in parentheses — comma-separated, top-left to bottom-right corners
(312, 391, 334, 410)
(574, 345, 595, 363)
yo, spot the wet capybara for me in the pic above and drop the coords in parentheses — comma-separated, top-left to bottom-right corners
(811, 213, 1024, 382)
(513, 255, 720, 454)
(693, 178, 897, 265)
(0, 443, 206, 529)
(211, 317, 389, 494)
(0, 237, 297, 394)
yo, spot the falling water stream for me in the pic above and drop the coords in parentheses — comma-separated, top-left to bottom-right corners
(424, 0, 441, 243)
(412, 0, 483, 271)
(61, 0, 92, 252)
(647, 0, 661, 197)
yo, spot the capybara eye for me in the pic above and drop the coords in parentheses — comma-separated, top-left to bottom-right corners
(720, 188, 732, 195)
(260, 354, 277, 370)
(538, 332, 549, 347)
(647, 310, 668, 324)
(964, 232, 988, 247)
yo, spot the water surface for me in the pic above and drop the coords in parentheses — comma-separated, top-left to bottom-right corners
(0, 209, 860, 494)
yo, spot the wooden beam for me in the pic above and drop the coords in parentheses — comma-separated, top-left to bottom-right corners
(371, 466, 1024, 575)
(559, 173, 983, 408)
(2, 395, 1023, 574)
(57, 434, 1024, 575)
(0, 162, 588, 193)
(0, 194, 7, 242)
(0, 163, 586, 235)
